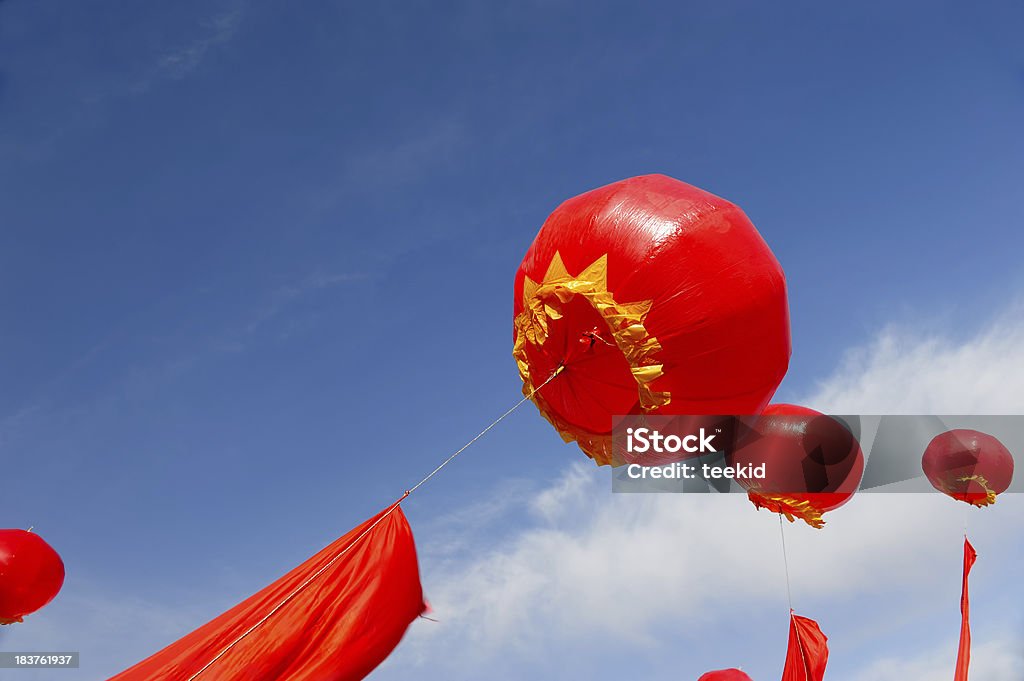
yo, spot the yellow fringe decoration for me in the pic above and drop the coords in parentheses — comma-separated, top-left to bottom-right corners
(513, 252, 669, 466)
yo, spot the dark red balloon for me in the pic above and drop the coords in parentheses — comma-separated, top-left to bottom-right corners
(0, 529, 65, 624)
(728, 404, 864, 528)
(698, 669, 754, 681)
(514, 174, 791, 466)
(922, 429, 1014, 507)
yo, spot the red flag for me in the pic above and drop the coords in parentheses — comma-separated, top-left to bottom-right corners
(954, 537, 978, 681)
(781, 612, 828, 681)
(109, 504, 425, 681)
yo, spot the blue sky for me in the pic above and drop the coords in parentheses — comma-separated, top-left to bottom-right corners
(2, 2, 1023, 680)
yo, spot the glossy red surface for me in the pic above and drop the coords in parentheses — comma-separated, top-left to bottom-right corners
(109, 506, 425, 681)
(0, 529, 65, 623)
(922, 429, 1014, 505)
(729, 404, 865, 520)
(515, 174, 791, 463)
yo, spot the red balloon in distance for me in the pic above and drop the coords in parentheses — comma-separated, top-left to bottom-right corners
(922, 429, 1014, 507)
(513, 174, 791, 466)
(0, 529, 66, 624)
(728, 404, 864, 529)
(698, 669, 754, 681)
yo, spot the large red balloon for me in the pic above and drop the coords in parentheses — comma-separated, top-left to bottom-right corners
(728, 404, 864, 528)
(514, 174, 791, 466)
(922, 429, 1014, 507)
(0, 529, 65, 624)
(698, 669, 754, 681)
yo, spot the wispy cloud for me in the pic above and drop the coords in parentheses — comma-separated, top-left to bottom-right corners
(346, 119, 466, 186)
(848, 637, 1024, 681)
(244, 271, 367, 334)
(0, 403, 41, 450)
(0, 3, 247, 162)
(145, 8, 244, 86)
(306, 119, 467, 215)
(1, 3, 245, 164)
(802, 303, 1024, 413)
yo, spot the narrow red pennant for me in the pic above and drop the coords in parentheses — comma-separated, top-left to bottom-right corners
(954, 537, 978, 681)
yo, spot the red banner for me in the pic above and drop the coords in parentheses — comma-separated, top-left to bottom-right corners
(109, 504, 425, 681)
(781, 612, 828, 681)
(954, 538, 978, 681)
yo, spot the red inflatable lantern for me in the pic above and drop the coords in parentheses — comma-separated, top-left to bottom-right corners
(0, 529, 65, 624)
(699, 669, 754, 681)
(513, 174, 791, 466)
(922, 429, 1014, 507)
(728, 404, 864, 528)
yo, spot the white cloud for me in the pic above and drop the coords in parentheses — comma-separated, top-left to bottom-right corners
(156, 10, 242, 80)
(847, 637, 1024, 681)
(304, 118, 468, 217)
(803, 306, 1024, 414)
(244, 270, 366, 334)
(2, 3, 247, 162)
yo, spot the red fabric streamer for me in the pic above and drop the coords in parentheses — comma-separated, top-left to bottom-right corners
(109, 504, 425, 681)
(781, 612, 828, 681)
(954, 538, 978, 681)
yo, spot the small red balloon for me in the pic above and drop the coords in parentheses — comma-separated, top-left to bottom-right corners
(0, 529, 66, 624)
(922, 429, 1014, 507)
(698, 669, 754, 681)
(728, 404, 864, 528)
